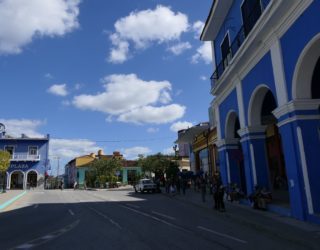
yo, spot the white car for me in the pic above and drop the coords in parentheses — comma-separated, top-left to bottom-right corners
(135, 178, 157, 193)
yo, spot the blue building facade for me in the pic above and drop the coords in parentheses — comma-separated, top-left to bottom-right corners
(201, 0, 320, 223)
(0, 124, 50, 190)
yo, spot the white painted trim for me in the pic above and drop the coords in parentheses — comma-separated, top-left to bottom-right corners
(28, 145, 39, 156)
(248, 84, 270, 126)
(270, 38, 288, 106)
(277, 115, 320, 128)
(225, 110, 238, 139)
(292, 33, 320, 99)
(297, 126, 314, 214)
(250, 143, 257, 186)
(226, 152, 231, 184)
(212, 0, 312, 106)
(240, 134, 266, 143)
(236, 80, 246, 128)
(273, 99, 320, 119)
(9, 170, 25, 190)
(215, 104, 222, 140)
(237, 125, 267, 137)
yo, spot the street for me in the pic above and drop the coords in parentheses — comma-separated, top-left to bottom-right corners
(1, 188, 320, 250)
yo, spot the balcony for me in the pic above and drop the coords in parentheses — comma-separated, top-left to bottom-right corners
(11, 153, 41, 161)
(211, 0, 270, 90)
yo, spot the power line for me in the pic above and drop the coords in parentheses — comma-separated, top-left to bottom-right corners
(51, 136, 176, 143)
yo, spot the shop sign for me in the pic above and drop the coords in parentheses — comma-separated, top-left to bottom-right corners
(10, 163, 30, 169)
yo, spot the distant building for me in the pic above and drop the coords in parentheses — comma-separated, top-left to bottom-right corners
(0, 123, 50, 190)
(175, 122, 218, 176)
(201, 0, 320, 223)
(64, 150, 141, 188)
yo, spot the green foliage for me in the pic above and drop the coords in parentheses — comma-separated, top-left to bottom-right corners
(85, 158, 123, 187)
(138, 153, 177, 178)
(0, 150, 11, 173)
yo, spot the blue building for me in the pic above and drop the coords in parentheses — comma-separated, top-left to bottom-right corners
(201, 0, 320, 223)
(0, 123, 50, 190)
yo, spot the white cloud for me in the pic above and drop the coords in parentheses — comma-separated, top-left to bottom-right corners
(147, 127, 159, 133)
(50, 138, 101, 159)
(108, 5, 189, 63)
(200, 75, 207, 81)
(47, 84, 68, 96)
(0, 0, 80, 55)
(192, 21, 205, 39)
(123, 146, 151, 160)
(167, 42, 192, 55)
(192, 42, 212, 64)
(162, 147, 175, 156)
(118, 104, 185, 124)
(170, 121, 193, 132)
(0, 119, 45, 138)
(73, 74, 185, 124)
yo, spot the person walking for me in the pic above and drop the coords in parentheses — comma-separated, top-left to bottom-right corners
(200, 176, 206, 202)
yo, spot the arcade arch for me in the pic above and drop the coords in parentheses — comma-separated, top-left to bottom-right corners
(10, 171, 24, 189)
(249, 86, 289, 205)
(27, 170, 38, 188)
(225, 111, 246, 193)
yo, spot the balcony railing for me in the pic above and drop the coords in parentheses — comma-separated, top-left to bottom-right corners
(11, 153, 41, 161)
(210, 0, 270, 90)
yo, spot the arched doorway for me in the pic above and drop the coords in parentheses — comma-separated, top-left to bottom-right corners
(10, 171, 24, 189)
(250, 86, 290, 206)
(27, 171, 38, 189)
(225, 111, 246, 194)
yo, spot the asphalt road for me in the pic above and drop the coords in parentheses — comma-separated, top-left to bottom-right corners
(0, 188, 319, 250)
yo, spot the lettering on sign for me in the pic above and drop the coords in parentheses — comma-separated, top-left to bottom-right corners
(11, 163, 29, 169)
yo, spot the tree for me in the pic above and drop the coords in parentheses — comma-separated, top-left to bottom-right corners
(86, 158, 123, 188)
(138, 153, 174, 179)
(0, 150, 11, 192)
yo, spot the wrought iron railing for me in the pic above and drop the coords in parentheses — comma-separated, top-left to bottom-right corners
(210, 0, 270, 90)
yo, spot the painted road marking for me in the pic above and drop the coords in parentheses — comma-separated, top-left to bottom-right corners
(0, 191, 27, 211)
(121, 205, 189, 233)
(68, 209, 75, 216)
(197, 226, 247, 244)
(88, 207, 122, 230)
(151, 211, 176, 220)
(125, 203, 140, 209)
(12, 220, 80, 249)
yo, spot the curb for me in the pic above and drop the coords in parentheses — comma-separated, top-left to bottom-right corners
(0, 191, 27, 211)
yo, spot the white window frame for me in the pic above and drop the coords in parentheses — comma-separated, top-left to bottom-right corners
(28, 146, 38, 156)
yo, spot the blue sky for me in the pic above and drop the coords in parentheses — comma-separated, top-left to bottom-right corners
(0, 0, 212, 175)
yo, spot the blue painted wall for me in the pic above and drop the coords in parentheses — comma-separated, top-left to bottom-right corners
(219, 88, 239, 138)
(280, 0, 320, 100)
(242, 52, 277, 124)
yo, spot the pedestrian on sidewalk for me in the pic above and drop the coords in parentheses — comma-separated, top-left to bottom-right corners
(182, 178, 187, 195)
(200, 176, 206, 202)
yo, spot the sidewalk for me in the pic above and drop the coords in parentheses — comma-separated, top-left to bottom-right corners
(161, 187, 320, 233)
(0, 190, 27, 211)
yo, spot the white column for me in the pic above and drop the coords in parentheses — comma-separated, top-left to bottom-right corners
(236, 80, 246, 128)
(226, 152, 231, 184)
(215, 104, 222, 140)
(297, 126, 314, 214)
(270, 38, 289, 106)
(250, 143, 257, 186)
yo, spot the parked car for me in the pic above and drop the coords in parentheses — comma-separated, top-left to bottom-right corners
(135, 178, 157, 193)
